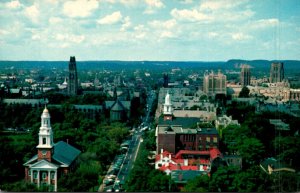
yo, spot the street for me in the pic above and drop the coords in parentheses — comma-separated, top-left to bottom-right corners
(100, 90, 156, 192)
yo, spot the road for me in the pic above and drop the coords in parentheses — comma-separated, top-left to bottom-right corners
(100, 90, 156, 192)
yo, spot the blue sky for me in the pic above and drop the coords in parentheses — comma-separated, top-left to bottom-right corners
(0, 0, 299, 61)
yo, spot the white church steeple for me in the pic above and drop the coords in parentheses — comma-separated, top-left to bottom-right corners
(163, 91, 173, 120)
(37, 106, 53, 149)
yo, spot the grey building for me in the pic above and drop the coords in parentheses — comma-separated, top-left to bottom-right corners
(203, 70, 227, 98)
(270, 62, 284, 83)
(240, 64, 251, 86)
(68, 56, 78, 95)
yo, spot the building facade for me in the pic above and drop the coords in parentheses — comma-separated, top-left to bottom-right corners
(240, 64, 251, 86)
(68, 56, 78, 95)
(24, 107, 81, 191)
(270, 62, 284, 83)
(203, 70, 227, 98)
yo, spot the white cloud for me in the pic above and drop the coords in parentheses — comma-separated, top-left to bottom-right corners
(6, 0, 22, 9)
(32, 34, 41, 40)
(55, 33, 85, 44)
(160, 31, 175, 38)
(250, 18, 279, 29)
(144, 0, 164, 14)
(49, 17, 63, 25)
(24, 3, 40, 23)
(145, 0, 164, 8)
(171, 0, 253, 23)
(63, 0, 99, 18)
(171, 8, 211, 22)
(121, 16, 131, 31)
(180, 0, 193, 4)
(199, 0, 248, 11)
(0, 29, 10, 35)
(149, 19, 177, 29)
(97, 11, 122, 25)
(208, 32, 218, 38)
(231, 32, 252, 41)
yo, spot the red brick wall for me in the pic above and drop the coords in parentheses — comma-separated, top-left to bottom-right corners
(157, 133, 176, 154)
(37, 149, 52, 162)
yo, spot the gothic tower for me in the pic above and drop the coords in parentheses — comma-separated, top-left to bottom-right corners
(163, 91, 173, 121)
(37, 106, 54, 162)
(270, 62, 284, 83)
(68, 56, 78, 95)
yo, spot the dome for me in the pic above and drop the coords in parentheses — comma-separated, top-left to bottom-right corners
(43, 107, 49, 114)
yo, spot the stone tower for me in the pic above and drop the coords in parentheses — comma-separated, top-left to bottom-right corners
(270, 62, 284, 83)
(68, 56, 78, 95)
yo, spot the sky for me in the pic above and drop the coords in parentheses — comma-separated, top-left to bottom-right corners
(0, 0, 299, 61)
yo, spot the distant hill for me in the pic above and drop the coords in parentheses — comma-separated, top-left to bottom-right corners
(0, 60, 299, 72)
(226, 59, 300, 71)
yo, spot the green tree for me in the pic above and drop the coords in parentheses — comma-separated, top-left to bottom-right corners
(209, 166, 239, 192)
(182, 175, 209, 192)
(236, 137, 265, 167)
(239, 86, 250, 98)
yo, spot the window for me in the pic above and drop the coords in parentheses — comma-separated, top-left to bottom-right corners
(28, 169, 31, 176)
(42, 172, 47, 179)
(158, 164, 162, 167)
(206, 137, 210, 142)
(213, 137, 217, 143)
(43, 138, 46, 145)
(33, 172, 37, 179)
(51, 172, 55, 179)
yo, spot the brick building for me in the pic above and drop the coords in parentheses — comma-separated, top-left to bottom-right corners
(23, 107, 81, 191)
(156, 92, 219, 154)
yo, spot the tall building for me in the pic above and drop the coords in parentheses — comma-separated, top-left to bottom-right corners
(270, 62, 284, 83)
(240, 64, 251, 86)
(24, 107, 81, 191)
(203, 70, 227, 98)
(68, 56, 78, 95)
(163, 73, 169, 88)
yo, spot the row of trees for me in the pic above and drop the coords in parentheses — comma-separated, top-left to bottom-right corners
(124, 131, 177, 192)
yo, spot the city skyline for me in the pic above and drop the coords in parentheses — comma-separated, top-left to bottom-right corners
(0, 0, 299, 61)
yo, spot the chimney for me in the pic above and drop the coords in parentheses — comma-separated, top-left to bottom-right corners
(184, 159, 188, 166)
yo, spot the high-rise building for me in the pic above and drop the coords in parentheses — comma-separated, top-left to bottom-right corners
(240, 64, 251, 86)
(163, 73, 169, 88)
(68, 56, 78, 95)
(270, 62, 284, 83)
(203, 70, 227, 98)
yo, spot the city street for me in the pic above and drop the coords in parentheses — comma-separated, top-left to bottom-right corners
(100, 90, 156, 192)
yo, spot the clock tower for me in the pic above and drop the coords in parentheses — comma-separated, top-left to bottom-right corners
(37, 106, 54, 162)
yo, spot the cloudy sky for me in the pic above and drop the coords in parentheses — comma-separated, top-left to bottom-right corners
(0, 0, 299, 61)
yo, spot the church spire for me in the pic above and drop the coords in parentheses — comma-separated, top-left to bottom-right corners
(163, 90, 173, 120)
(37, 106, 54, 161)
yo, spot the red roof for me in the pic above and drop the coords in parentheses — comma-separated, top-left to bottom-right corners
(155, 150, 173, 162)
(180, 165, 198, 171)
(174, 149, 223, 160)
(209, 148, 223, 160)
(159, 163, 178, 172)
(175, 150, 210, 159)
